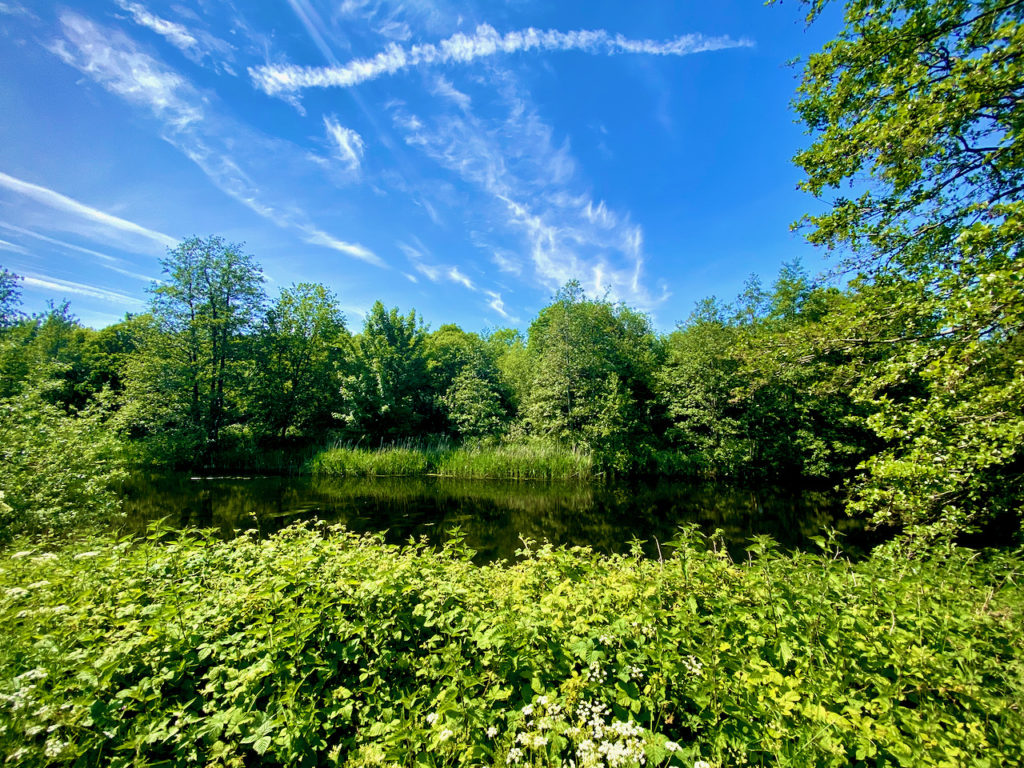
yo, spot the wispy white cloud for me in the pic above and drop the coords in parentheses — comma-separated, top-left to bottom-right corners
(115, 0, 236, 75)
(116, 2, 196, 55)
(301, 226, 382, 265)
(390, 73, 669, 309)
(20, 273, 146, 307)
(447, 266, 474, 291)
(376, 18, 412, 42)
(323, 115, 366, 173)
(397, 238, 481, 292)
(485, 289, 514, 320)
(0, 223, 158, 282)
(50, 13, 203, 131)
(490, 249, 523, 276)
(50, 11, 383, 268)
(0, 171, 177, 250)
(431, 75, 471, 111)
(582, 199, 617, 229)
(0, 2, 35, 19)
(397, 239, 440, 281)
(250, 24, 753, 96)
(0, 237, 29, 255)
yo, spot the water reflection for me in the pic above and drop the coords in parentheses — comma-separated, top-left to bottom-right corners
(118, 474, 873, 562)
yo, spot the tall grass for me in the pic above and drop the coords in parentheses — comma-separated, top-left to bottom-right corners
(306, 440, 595, 481)
(434, 442, 594, 480)
(305, 443, 434, 477)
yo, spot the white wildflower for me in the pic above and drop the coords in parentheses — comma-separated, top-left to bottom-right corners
(486, 725, 498, 738)
(31, 553, 58, 564)
(10, 550, 33, 559)
(682, 655, 704, 677)
(586, 661, 608, 684)
(664, 740, 681, 752)
(74, 551, 100, 560)
(5, 587, 29, 600)
(15, 668, 46, 683)
(44, 738, 66, 758)
(437, 727, 454, 742)
(26, 580, 50, 590)
(694, 761, 712, 768)
(426, 712, 439, 726)
(506, 746, 524, 764)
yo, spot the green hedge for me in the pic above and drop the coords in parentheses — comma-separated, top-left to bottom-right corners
(1, 526, 1022, 766)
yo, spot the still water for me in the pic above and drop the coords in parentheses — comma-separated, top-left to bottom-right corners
(120, 474, 874, 563)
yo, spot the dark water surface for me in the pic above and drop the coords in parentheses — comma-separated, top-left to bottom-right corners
(119, 474, 875, 562)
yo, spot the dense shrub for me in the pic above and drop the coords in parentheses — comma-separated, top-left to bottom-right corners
(1, 525, 1021, 766)
(0, 385, 125, 538)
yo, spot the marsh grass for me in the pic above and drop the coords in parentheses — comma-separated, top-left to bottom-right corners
(307, 439, 595, 481)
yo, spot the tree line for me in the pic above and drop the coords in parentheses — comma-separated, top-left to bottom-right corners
(0, 247, 873, 475)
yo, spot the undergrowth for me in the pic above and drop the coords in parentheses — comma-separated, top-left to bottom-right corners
(0, 527, 1022, 767)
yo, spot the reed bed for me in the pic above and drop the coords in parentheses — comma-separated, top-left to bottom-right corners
(306, 440, 595, 481)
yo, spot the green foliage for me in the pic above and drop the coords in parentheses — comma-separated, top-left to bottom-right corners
(485, 327, 533, 415)
(657, 305, 747, 476)
(118, 236, 265, 465)
(426, 324, 512, 439)
(0, 265, 23, 329)
(1, 526, 1022, 766)
(342, 302, 433, 442)
(0, 382, 125, 538)
(249, 282, 349, 442)
(523, 282, 660, 460)
(442, 367, 508, 439)
(783, 0, 1024, 537)
(656, 267, 872, 481)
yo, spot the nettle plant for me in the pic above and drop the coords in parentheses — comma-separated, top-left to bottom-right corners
(0, 524, 1022, 767)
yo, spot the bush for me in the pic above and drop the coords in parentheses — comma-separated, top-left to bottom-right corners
(0, 385, 125, 538)
(1, 526, 1022, 766)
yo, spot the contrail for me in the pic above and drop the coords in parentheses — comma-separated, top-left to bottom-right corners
(249, 24, 753, 96)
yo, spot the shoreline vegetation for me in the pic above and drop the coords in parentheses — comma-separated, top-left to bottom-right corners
(1, 526, 1022, 766)
(307, 441, 596, 481)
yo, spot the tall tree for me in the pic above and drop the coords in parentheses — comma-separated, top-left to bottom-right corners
(0, 266, 22, 329)
(425, 324, 510, 438)
(119, 236, 264, 463)
(250, 283, 348, 441)
(342, 301, 432, 442)
(783, 0, 1024, 538)
(523, 282, 660, 458)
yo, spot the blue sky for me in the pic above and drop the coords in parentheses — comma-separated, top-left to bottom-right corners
(0, 0, 841, 332)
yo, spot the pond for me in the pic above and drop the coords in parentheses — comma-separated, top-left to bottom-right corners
(119, 474, 876, 563)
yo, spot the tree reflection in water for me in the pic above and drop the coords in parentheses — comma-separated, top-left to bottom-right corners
(118, 474, 876, 562)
